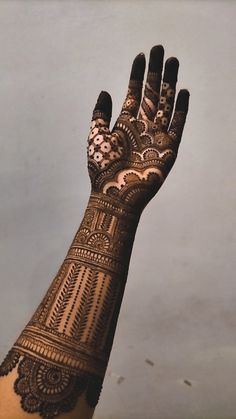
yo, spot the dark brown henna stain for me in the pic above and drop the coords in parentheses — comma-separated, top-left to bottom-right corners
(0, 349, 21, 376)
(0, 194, 139, 418)
(88, 109, 178, 212)
(0, 48, 189, 419)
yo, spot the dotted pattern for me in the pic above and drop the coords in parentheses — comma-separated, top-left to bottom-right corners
(88, 120, 124, 169)
(155, 82, 175, 128)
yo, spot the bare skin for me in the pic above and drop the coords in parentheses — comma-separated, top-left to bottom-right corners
(0, 45, 189, 419)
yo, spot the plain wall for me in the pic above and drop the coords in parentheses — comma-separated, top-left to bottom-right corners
(0, 1, 235, 418)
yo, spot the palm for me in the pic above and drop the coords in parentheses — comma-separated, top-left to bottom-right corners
(87, 46, 189, 212)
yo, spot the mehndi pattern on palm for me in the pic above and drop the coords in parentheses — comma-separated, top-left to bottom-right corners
(87, 46, 188, 213)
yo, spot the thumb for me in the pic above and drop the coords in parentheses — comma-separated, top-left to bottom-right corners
(92, 91, 112, 128)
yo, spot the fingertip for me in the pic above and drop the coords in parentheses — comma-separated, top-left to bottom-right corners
(163, 57, 179, 83)
(151, 44, 164, 54)
(130, 53, 146, 81)
(148, 45, 164, 72)
(165, 56, 179, 68)
(93, 90, 112, 122)
(98, 90, 112, 104)
(175, 89, 190, 112)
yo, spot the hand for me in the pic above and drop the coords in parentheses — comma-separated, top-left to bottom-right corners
(87, 45, 189, 212)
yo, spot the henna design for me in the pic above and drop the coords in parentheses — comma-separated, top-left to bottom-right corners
(0, 353, 101, 419)
(88, 119, 124, 170)
(120, 53, 145, 118)
(15, 356, 87, 418)
(0, 194, 139, 418)
(154, 57, 179, 129)
(154, 81, 175, 128)
(138, 72, 160, 121)
(0, 349, 20, 376)
(1, 352, 102, 418)
(121, 79, 143, 117)
(87, 53, 188, 214)
(88, 112, 177, 212)
(138, 45, 164, 121)
(0, 46, 189, 418)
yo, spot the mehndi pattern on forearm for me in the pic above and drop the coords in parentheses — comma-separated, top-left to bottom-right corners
(14, 356, 102, 418)
(0, 44, 189, 419)
(66, 193, 139, 273)
(0, 194, 139, 418)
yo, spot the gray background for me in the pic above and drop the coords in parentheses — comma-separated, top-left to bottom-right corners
(0, 1, 235, 418)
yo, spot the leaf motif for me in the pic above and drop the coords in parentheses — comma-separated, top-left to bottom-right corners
(75, 271, 99, 341)
(90, 278, 119, 348)
(48, 264, 79, 329)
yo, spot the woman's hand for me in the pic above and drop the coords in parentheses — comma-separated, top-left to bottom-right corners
(87, 45, 189, 212)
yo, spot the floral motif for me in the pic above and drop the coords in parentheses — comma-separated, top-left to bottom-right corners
(13, 355, 102, 418)
(87, 233, 110, 252)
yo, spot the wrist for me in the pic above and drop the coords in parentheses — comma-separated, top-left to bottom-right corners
(66, 192, 141, 277)
(88, 191, 142, 221)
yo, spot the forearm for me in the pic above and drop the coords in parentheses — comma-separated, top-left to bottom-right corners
(0, 43, 189, 419)
(0, 192, 140, 419)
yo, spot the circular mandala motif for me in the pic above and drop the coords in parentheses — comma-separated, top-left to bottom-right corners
(24, 362, 80, 404)
(143, 149, 159, 160)
(15, 356, 102, 417)
(17, 377, 29, 394)
(24, 395, 40, 412)
(106, 186, 120, 197)
(123, 172, 140, 184)
(35, 365, 71, 396)
(87, 233, 110, 251)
